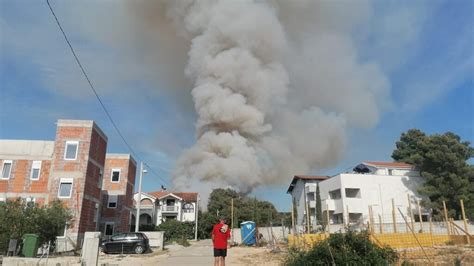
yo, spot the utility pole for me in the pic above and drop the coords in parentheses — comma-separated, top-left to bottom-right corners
(135, 162, 146, 232)
(195, 195, 199, 241)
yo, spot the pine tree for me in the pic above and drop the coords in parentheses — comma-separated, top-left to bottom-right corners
(316, 183, 325, 230)
(392, 129, 474, 219)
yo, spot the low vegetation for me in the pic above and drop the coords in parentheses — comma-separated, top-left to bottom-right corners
(156, 219, 194, 243)
(284, 230, 398, 265)
(0, 198, 72, 254)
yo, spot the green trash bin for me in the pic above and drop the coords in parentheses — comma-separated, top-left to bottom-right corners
(22, 234, 40, 257)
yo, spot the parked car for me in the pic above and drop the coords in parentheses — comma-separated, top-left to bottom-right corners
(101, 232, 149, 254)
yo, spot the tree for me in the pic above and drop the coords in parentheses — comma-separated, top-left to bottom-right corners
(392, 129, 474, 219)
(315, 183, 325, 230)
(207, 188, 279, 227)
(0, 199, 72, 253)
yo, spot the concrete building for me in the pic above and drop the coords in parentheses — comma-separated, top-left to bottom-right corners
(132, 191, 198, 228)
(288, 161, 426, 230)
(0, 119, 136, 248)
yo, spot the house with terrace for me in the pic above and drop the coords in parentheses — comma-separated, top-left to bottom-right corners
(288, 161, 426, 232)
(132, 191, 198, 228)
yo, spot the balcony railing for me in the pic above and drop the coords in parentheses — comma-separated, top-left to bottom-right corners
(161, 205, 179, 212)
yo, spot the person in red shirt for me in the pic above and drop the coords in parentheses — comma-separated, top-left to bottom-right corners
(212, 217, 231, 266)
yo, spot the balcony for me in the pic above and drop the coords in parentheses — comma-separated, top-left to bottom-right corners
(161, 205, 179, 213)
(322, 199, 344, 213)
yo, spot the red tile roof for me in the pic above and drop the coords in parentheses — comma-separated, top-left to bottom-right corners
(363, 161, 413, 169)
(148, 191, 198, 202)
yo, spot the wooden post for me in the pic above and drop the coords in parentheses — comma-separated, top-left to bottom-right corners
(429, 217, 434, 247)
(304, 186, 310, 233)
(392, 199, 397, 233)
(314, 188, 318, 229)
(408, 194, 415, 232)
(450, 218, 457, 235)
(398, 208, 432, 264)
(326, 203, 330, 233)
(378, 214, 383, 234)
(417, 200, 423, 232)
(291, 198, 295, 235)
(346, 205, 350, 227)
(460, 199, 471, 245)
(231, 198, 234, 243)
(443, 201, 450, 235)
(306, 200, 311, 233)
(369, 206, 375, 234)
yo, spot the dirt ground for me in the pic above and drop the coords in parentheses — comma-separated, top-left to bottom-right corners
(5, 242, 472, 266)
(398, 245, 474, 265)
(226, 246, 285, 266)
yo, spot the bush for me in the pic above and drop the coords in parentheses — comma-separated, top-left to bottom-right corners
(157, 220, 194, 242)
(285, 231, 398, 265)
(0, 199, 72, 254)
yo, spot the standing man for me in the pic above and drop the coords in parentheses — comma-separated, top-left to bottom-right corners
(212, 217, 231, 266)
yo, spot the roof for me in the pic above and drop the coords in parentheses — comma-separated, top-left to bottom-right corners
(148, 191, 198, 202)
(362, 161, 413, 169)
(0, 140, 55, 160)
(287, 175, 329, 194)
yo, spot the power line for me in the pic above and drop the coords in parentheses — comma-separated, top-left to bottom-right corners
(46, 0, 170, 186)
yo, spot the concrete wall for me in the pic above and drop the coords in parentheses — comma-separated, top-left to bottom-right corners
(142, 231, 164, 250)
(231, 226, 290, 244)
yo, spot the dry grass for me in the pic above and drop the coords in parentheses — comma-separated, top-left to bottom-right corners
(398, 246, 474, 265)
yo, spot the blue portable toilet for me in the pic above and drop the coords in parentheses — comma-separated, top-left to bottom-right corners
(240, 221, 256, 245)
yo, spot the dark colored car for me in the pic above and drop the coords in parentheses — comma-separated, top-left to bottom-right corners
(101, 232, 149, 254)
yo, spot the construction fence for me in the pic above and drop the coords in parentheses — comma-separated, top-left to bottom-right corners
(289, 199, 473, 250)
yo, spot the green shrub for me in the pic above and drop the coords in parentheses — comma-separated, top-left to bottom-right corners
(285, 230, 398, 266)
(157, 220, 194, 242)
(0, 199, 72, 254)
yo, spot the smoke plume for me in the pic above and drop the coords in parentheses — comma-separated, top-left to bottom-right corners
(130, 0, 390, 205)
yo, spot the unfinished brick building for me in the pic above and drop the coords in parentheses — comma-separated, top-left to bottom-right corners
(0, 119, 136, 250)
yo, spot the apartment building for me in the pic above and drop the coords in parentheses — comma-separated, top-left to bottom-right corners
(288, 161, 426, 230)
(133, 191, 198, 228)
(0, 119, 136, 249)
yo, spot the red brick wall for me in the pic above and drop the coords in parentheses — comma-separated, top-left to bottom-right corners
(0, 159, 51, 196)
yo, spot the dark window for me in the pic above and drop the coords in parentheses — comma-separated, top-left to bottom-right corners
(111, 170, 120, 182)
(105, 224, 116, 237)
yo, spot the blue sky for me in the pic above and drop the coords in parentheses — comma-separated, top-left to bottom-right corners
(1, 0, 472, 211)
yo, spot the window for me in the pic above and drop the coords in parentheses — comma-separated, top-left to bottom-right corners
(183, 203, 194, 213)
(126, 233, 139, 240)
(105, 223, 115, 236)
(97, 169, 103, 188)
(329, 189, 341, 199)
(345, 188, 361, 198)
(30, 161, 42, 180)
(64, 141, 79, 160)
(111, 169, 121, 183)
(1, 160, 13, 179)
(108, 195, 118, 208)
(57, 223, 67, 238)
(58, 178, 73, 198)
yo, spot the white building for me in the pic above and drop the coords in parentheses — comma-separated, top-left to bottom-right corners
(133, 191, 198, 228)
(288, 162, 427, 231)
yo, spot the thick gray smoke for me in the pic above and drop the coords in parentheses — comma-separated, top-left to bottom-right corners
(129, 0, 390, 205)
